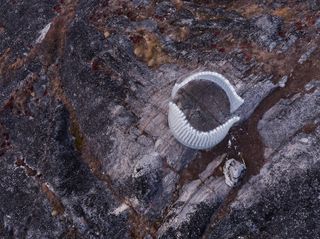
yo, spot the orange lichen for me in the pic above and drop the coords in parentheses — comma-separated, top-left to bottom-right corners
(172, 0, 183, 10)
(244, 4, 263, 16)
(168, 26, 190, 42)
(236, 4, 264, 17)
(8, 57, 25, 71)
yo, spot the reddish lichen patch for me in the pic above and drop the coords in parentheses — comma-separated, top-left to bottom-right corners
(302, 122, 317, 134)
(306, 15, 316, 26)
(110, 0, 149, 21)
(53, 4, 62, 14)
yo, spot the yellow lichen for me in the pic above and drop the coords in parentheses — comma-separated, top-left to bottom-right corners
(272, 7, 293, 21)
(70, 123, 85, 152)
(132, 31, 170, 67)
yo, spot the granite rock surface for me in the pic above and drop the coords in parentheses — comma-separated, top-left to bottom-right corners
(0, 0, 319, 238)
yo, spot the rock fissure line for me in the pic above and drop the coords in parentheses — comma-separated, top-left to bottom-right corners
(34, 1, 161, 238)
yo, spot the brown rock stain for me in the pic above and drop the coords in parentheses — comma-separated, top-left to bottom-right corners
(0, 48, 11, 76)
(41, 183, 65, 216)
(241, 4, 264, 17)
(14, 157, 38, 177)
(40, 0, 77, 67)
(3, 73, 37, 116)
(37, 3, 160, 237)
(172, 0, 183, 10)
(273, 7, 293, 20)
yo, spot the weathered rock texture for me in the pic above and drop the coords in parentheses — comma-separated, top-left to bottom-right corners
(0, 0, 319, 238)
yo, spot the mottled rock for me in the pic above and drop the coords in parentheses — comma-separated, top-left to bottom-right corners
(253, 14, 283, 50)
(298, 46, 317, 64)
(1, 0, 320, 238)
(258, 89, 320, 155)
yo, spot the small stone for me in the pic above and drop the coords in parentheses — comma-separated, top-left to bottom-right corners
(298, 46, 317, 64)
(104, 31, 110, 38)
(51, 210, 58, 217)
(299, 138, 309, 144)
(223, 159, 246, 187)
(278, 76, 288, 88)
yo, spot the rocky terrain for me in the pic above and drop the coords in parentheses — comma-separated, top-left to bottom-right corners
(0, 0, 319, 238)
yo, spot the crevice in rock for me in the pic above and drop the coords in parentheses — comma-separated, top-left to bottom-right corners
(27, 2, 163, 237)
